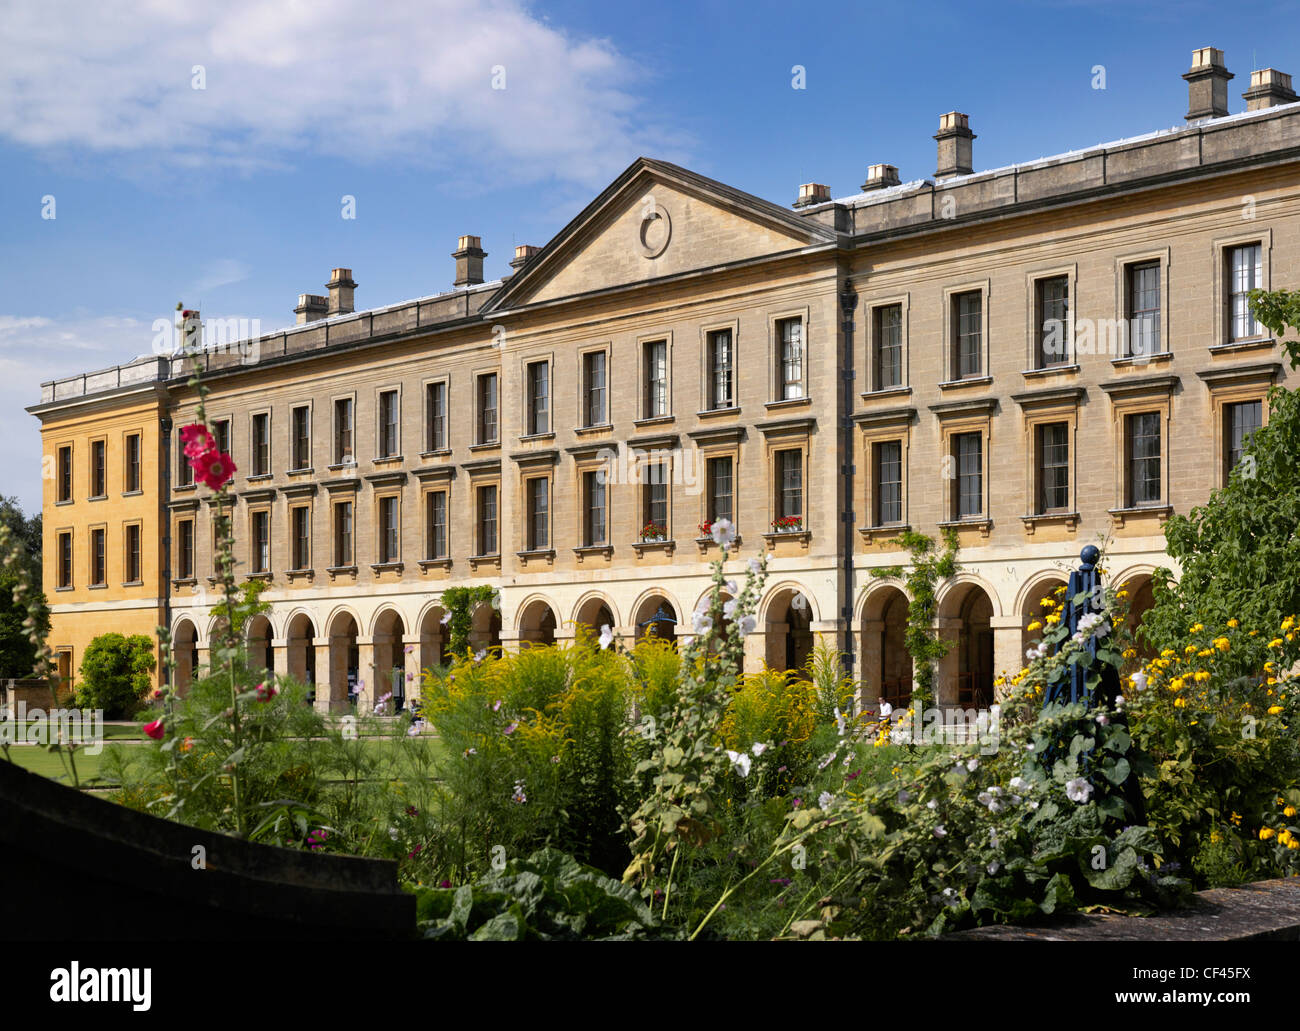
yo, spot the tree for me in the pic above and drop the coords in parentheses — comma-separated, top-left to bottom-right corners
(1143, 288, 1300, 676)
(76, 633, 157, 718)
(0, 497, 49, 679)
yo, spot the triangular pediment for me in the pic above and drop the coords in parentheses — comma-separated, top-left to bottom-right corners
(485, 158, 836, 311)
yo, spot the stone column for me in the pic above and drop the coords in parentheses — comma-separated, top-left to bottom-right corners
(934, 616, 963, 707)
(860, 617, 884, 704)
(401, 636, 421, 707)
(313, 638, 333, 714)
(271, 638, 289, 681)
(991, 615, 1025, 698)
(742, 628, 766, 675)
(765, 621, 788, 669)
(355, 637, 376, 713)
(498, 630, 525, 655)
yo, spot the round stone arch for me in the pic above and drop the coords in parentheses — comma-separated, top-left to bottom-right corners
(515, 594, 559, 646)
(170, 615, 202, 693)
(1013, 568, 1075, 621)
(630, 589, 683, 644)
(571, 592, 619, 645)
(416, 599, 451, 668)
(857, 580, 914, 710)
(470, 599, 502, 654)
(935, 577, 999, 709)
(759, 581, 819, 675)
(282, 609, 318, 689)
(1113, 562, 1162, 661)
(321, 605, 363, 713)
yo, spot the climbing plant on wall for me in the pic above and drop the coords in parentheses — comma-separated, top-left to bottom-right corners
(439, 585, 498, 657)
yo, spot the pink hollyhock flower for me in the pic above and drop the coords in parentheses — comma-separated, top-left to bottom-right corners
(254, 682, 278, 702)
(180, 424, 215, 459)
(143, 719, 164, 740)
(194, 450, 236, 490)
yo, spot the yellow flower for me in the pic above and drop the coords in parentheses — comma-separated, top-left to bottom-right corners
(1288, 838, 1299, 851)
(1268, 705, 1284, 715)
(1214, 637, 1231, 652)
(1210, 830, 1223, 844)
(1161, 648, 1176, 658)
(1117, 590, 1129, 599)
(1174, 697, 1187, 708)
(1054, 586, 1067, 596)
(1260, 827, 1276, 840)
(1041, 597, 1055, 608)
(1268, 638, 1284, 649)
(1227, 619, 1239, 628)
(1122, 648, 1137, 660)
(1194, 671, 1210, 683)
(1283, 616, 1296, 631)
(1184, 645, 1198, 656)
(1169, 677, 1186, 692)
(1281, 830, 1297, 848)
(1285, 806, 1298, 818)
(1045, 613, 1060, 625)
(1190, 623, 1204, 633)
(1230, 811, 1242, 826)
(1027, 621, 1042, 632)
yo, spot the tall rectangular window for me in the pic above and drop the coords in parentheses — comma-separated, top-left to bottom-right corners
(526, 478, 549, 550)
(379, 496, 399, 563)
(583, 471, 606, 546)
(213, 419, 230, 457)
(291, 506, 310, 569)
(527, 361, 550, 436)
(873, 304, 903, 390)
(1228, 243, 1263, 341)
(1127, 413, 1162, 507)
(426, 491, 447, 559)
(777, 317, 804, 399)
(583, 352, 607, 426)
(643, 462, 668, 535)
(91, 440, 106, 497)
(954, 432, 983, 519)
(874, 440, 902, 525)
(953, 291, 982, 380)
(477, 374, 498, 444)
(426, 382, 447, 452)
(125, 524, 141, 583)
(1037, 423, 1069, 513)
(57, 532, 72, 589)
(644, 339, 668, 418)
(1036, 276, 1069, 368)
(707, 456, 733, 527)
(177, 519, 194, 580)
(251, 414, 270, 476)
(1225, 400, 1262, 479)
(378, 390, 399, 458)
(334, 398, 354, 464)
(706, 329, 734, 410)
(1126, 261, 1161, 357)
(90, 527, 106, 585)
(776, 449, 803, 524)
(477, 485, 498, 555)
(291, 406, 311, 469)
(125, 434, 141, 493)
(334, 501, 353, 566)
(252, 511, 270, 572)
(176, 437, 194, 487)
(57, 446, 73, 501)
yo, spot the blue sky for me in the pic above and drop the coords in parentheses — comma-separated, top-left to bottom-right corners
(2, 0, 1298, 513)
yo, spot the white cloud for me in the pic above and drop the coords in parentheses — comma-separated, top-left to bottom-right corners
(0, 0, 687, 189)
(185, 259, 252, 295)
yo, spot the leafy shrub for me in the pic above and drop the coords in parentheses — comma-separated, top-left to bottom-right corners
(76, 633, 156, 718)
(416, 848, 669, 940)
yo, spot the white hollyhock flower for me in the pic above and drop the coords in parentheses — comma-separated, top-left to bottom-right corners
(933, 824, 947, 838)
(726, 750, 752, 778)
(926, 799, 937, 810)
(834, 707, 846, 736)
(710, 518, 736, 547)
(440, 610, 452, 625)
(752, 742, 768, 756)
(692, 610, 713, 634)
(725, 579, 738, 594)
(737, 614, 757, 636)
(818, 791, 834, 810)
(1131, 671, 1148, 692)
(723, 598, 739, 620)
(987, 861, 1001, 875)
(747, 557, 762, 575)
(1009, 776, 1029, 792)
(1065, 777, 1094, 803)
(598, 624, 614, 650)
(966, 758, 979, 772)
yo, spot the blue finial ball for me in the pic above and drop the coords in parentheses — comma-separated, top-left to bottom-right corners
(1080, 545, 1100, 567)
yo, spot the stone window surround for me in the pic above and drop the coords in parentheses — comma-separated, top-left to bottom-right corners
(287, 500, 313, 572)
(121, 518, 144, 585)
(1011, 386, 1084, 532)
(420, 375, 451, 456)
(1212, 227, 1273, 350)
(636, 330, 674, 422)
(863, 292, 910, 396)
(767, 304, 811, 404)
(288, 400, 313, 473)
(576, 341, 612, 429)
(87, 522, 107, 587)
(372, 488, 402, 566)
(417, 465, 455, 564)
(856, 408, 914, 539)
(698, 317, 741, 413)
(687, 426, 742, 544)
(330, 391, 357, 467)
(373, 383, 403, 461)
(931, 399, 995, 533)
(760, 419, 813, 535)
(248, 407, 272, 478)
(1196, 361, 1282, 489)
(121, 427, 144, 495)
(1112, 245, 1172, 363)
(518, 351, 554, 439)
(941, 278, 991, 384)
(1099, 375, 1178, 525)
(1024, 262, 1078, 371)
(55, 525, 73, 590)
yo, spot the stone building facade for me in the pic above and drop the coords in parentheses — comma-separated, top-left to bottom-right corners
(30, 48, 1300, 713)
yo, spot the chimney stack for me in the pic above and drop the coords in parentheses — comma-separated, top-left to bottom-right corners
(1184, 47, 1234, 121)
(294, 293, 329, 324)
(510, 244, 540, 271)
(934, 112, 975, 180)
(326, 268, 356, 316)
(1243, 67, 1297, 110)
(453, 235, 487, 287)
(861, 163, 901, 192)
(792, 183, 830, 208)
